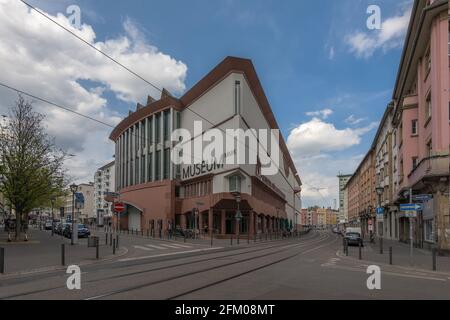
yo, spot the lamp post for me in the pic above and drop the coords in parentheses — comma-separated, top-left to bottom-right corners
(232, 192, 242, 241)
(70, 183, 78, 245)
(293, 186, 301, 235)
(376, 186, 384, 253)
(50, 195, 56, 236)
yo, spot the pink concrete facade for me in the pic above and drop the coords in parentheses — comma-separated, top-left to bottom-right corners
(392, 0, 449, 250)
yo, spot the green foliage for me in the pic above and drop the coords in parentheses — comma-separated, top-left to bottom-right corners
(0, 96, 69, 238)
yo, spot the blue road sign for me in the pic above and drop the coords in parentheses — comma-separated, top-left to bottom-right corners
(400, 203, 423, 212)
(75, 192, 85, 209)
(376, 207, 385, 215)
(412, 194, 432, 202)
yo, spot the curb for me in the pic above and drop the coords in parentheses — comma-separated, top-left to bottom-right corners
(335, 249, 450, 277)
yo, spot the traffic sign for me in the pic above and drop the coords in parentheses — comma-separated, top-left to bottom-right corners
(235, 210, 243, 221)
(114, 202, 125, 213)
(376, 207, 385, 215)
(412, 194, 432, 202)
(400, 203, 422, 212)
(404, 211, 417, 219)
(75, 193, 85, 209)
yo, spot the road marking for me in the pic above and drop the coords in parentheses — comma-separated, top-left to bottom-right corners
(118, 247, 224, 262)
(168, 243, 193, 248)
(133, 245, 153, 251)
(158, 244, 188, 249)
(146, 244, 168, 250)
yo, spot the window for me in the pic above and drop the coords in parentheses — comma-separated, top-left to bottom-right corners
(411, 119, 418, 135)
(424, 49, 431, 75)
(163, 148, 170, 180)
(412, 157, 418, 170)
(393, 130, 397, 147)
(141, 156, 146, 183)
(234, 81, 241, 115)
(393, 156, 397, 172)
(427, 140, 433, 158)
(229, 175, 242, 193)
(155, 151, 161, 180)
(426, 93, 432, 121)
(155, 113, 161, 143)
(148, 153, 153, 182)
(148, 116, 153, 145)
(163, 110, 170, 142)
(424, 220, 434, 242)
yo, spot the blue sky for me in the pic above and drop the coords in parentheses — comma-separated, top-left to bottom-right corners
(1, 0, 413, 208)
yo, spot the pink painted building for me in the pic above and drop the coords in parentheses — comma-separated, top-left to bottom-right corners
(392, 0, 449, 251)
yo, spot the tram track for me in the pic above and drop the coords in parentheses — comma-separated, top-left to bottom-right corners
(85, 232, 334, 300)
(0, 231, 329, 300)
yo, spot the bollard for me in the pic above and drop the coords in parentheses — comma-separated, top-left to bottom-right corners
(110, 233, 113, 247)
(0, 247, 5, 274)
(247, 233, 250, 244)
(96, 238, 99, 260)
(230, 236, 233, 246)
(342, 238, 346, 254)
(237, 234, 240, 245)
(116, 235, 119, 249)
(358, 241, 362, 260)
(380, 237, 383, 255)
(345, 240, 348, 256)
(432, 248, 437, 271)
(113, 239, 116, 255)
(61, 244, 65, 266)
(147, 229, 149, 238)
(389, 247, 393, 265)
(105, 233, 108, 245)
(210, 233, 213, 247)
(127, 229, 129, 235)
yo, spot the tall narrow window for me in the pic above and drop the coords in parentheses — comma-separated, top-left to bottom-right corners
(411, 119, 418, 135)
(148, 153, 153, 182)
(163, 110, 170, 142)
(148, 116, 153, 146)
(163, 148, 170, 180)
(155, 150, 161, 180)
(234, 81, 241, 115)
(426, 94, 432, 120)
(155, 113, 161, 144)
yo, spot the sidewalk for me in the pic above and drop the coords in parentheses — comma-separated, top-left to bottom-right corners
(344, 237, 450, 272)
(0, 227, 124, 275)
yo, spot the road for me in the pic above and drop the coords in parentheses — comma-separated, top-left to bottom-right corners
(1, 230, 450, 300)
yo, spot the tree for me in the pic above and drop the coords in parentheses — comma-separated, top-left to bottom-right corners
(0, 96, 68, 240)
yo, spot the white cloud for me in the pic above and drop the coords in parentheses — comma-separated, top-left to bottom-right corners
(305, 108, 333, 119)
(345, 114, 366, 125)
(0, 0, 188, 182)
(345, 6, 411, 58)
(287, 117, 377, 157)
(287, 117, 377, 208)
(328, 46, 335, 60)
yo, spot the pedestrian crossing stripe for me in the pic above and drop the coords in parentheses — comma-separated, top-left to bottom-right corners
(146, 244, 168, 250)
(133, 245, 153, 251)
(159, 244, 190, 249)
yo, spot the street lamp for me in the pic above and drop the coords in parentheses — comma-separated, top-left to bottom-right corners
(70, 183, 78, 245)
(50, 195, 56, 236)
(293, 186, 301, 235)
(376, 186, 384, 254)
(232, 192, 242, 242)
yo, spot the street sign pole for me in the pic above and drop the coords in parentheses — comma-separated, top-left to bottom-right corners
(409, 188, 413, 266)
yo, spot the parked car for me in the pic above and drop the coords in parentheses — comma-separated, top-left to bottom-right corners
(344, 231, 363, 247)
(44, 221, 53, 230)
(63, 224, 91, 239)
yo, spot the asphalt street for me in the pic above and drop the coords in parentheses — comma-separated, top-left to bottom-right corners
(1, 229, 450, 300)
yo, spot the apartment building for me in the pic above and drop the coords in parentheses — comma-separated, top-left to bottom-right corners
(391, 0, 449, 251)
(337, 174, 352, 224)
(94, 161, 115, 226)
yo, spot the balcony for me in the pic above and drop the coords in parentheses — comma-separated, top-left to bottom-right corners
(402, 94, 418, 108)
(408, 154, 449, 187)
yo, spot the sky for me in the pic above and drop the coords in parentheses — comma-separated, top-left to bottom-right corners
(0, 0, 414, 209)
